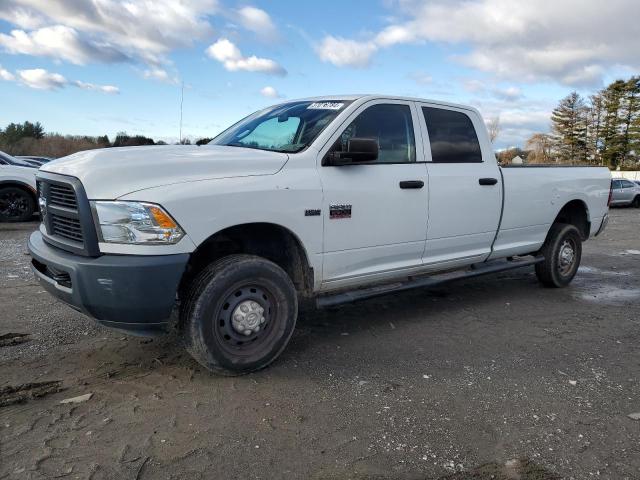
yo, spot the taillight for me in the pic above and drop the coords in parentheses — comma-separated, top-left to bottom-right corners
(607, 180, 613, 207)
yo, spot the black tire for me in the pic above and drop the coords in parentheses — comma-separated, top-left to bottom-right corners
(0, 186, 36, 222)
(181, 254, 297, 375)
(632, 196, 640, 208)
(535, 223, 582, 288)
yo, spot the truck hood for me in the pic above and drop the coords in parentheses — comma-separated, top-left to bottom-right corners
(41, 145, 289, 199)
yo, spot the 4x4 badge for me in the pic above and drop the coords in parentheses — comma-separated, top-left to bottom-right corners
(304, 209, 321, 217)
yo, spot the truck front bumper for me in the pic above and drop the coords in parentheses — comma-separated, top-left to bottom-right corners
(28, 231, 189, 336)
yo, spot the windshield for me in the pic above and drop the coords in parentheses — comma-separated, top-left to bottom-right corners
(211, 100, 352, 153)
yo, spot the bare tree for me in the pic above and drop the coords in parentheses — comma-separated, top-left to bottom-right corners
(525, 133, 554, 164)
(487, 116, 501, 143)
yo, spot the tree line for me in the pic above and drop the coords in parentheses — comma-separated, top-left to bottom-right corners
(523, 76, 639, 168)
(0, 121, 212, 158)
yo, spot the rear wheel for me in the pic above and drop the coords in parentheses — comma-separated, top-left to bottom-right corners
(181, 254, 297, 375)
(0, 186, 35, 222)
(535, 223, 582, 288)
(632, 196, 640, 208)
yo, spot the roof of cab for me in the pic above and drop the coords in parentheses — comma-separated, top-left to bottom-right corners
(286, 94, 481, 115)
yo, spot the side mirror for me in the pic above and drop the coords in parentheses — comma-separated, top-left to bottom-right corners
(323, 137, 378, 166)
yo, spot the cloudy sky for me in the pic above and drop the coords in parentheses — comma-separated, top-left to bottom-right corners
(0, 0, 638, 148)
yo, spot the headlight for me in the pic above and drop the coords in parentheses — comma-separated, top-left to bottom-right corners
(91, 201, 185, 244)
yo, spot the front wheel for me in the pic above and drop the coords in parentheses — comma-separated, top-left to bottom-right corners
(181, 254, 297, 375)
(535, 223, 582, 288)
(632, 196, 640, 208)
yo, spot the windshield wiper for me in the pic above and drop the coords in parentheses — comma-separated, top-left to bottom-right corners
(224, 142, 295, 154)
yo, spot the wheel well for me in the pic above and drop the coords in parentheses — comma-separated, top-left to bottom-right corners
(0, 182, 37, 208)
(552, 200, 590, 240)
(179, 223, 314, 298)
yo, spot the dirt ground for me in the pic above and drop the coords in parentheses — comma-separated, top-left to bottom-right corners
(1, 209, 639, 479)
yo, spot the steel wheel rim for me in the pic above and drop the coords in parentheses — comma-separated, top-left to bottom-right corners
(0, 191, 29, 219)
(557, 238, 576, 276)
(213, 283, 276, 355)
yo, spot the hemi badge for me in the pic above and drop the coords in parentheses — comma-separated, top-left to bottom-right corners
(329, 204, 352, 219)
(305, 209, 321, 217)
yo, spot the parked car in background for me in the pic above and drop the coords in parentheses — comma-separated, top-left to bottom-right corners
(611, 178, 640, 207)
(17, 155, 53, 167)
(0, 150, 38, 221)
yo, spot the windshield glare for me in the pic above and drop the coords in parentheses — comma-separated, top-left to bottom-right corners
(211, 100, 352, 153)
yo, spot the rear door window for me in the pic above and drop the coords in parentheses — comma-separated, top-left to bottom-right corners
(421, 107, 482, 163)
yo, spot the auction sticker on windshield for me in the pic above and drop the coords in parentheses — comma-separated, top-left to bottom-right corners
(307, 102, 344, 110)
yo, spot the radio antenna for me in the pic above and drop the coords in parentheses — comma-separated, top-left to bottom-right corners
(179, 81, 184, 143)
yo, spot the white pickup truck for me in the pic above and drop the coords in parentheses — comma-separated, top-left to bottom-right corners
(28, 95, 612, 375)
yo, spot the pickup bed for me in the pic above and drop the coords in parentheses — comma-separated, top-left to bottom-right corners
(28, 95, 612, 375)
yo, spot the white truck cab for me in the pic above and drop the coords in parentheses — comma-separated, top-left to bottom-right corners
(28, 95, 612, 375)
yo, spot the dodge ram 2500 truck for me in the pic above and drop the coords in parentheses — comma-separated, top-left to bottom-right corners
(28, 95, 612, 375)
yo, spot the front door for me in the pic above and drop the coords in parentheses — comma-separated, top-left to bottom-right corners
(318, 101, 429, 288)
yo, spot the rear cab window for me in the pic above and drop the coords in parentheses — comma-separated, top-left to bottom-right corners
(420, 107, 483, 163)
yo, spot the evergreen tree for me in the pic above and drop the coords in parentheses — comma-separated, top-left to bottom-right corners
(22, 121, 45, 139)
(620, 76, 640, 166)
(586, 93, 604, 165)
(600, 80, 626, 167)
(551, 92, 588, 163)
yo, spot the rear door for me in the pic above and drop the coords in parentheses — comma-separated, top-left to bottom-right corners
(416, 103, 502, 267)
(620, 180, 637, 203)
(318, 100, 429, 288)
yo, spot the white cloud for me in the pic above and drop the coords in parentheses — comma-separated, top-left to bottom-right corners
(470, 96, 555, 148)
(17, 68, 67, 90)
(0, 65, 15, 81)
(74, 80, 119, 94)
(316, 36, 377, 68)
(408, 72, 433, 85)
(260, 86, 280, 98)
(11, 67, 118, 93)
(206, 38, 286, 75)
(237, 6, 277, 40)
(314, 0, 640, 86)
(143, 68, 179, 84)
(0, 0, 218, 65)
(462, 79, 523, 102)
(0, 25, 127, 65)
(492, 86, 523, 102)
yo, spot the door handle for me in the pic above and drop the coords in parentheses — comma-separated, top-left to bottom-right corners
(479, 178, 498, 186)
(399, 180, 424, 189)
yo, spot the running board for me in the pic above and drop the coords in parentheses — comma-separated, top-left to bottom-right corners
(316, 256, 544, 308)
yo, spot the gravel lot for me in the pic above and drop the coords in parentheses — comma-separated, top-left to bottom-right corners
(1, 209, 639, 479)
